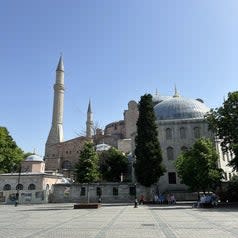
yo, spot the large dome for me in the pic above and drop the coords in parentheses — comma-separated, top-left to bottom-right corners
(154, 96, 210, 120)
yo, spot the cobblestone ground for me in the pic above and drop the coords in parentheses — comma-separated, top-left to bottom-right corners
(0, 203, 238, 238)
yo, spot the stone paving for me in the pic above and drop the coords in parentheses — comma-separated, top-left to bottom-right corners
(0, 203, 238, 238)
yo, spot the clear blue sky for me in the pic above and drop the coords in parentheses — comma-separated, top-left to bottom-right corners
(1, 0, 238, 156)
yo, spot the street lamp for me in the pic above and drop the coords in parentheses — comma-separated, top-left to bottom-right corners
(15, 165, 21, 207)
(134, 183, 138, 208)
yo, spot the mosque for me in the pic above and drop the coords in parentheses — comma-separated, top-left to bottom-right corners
(44, 56, 235, 194)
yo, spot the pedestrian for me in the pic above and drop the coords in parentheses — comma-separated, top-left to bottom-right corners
(134, 198, 138, 208)
(139, 194, 144, 205)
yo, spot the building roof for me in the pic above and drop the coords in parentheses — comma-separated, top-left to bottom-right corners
(25, 154, 44, 162)
(152, 94, 172, 104)
(96, 143, 111, 151)
(154, 96, 209, 120)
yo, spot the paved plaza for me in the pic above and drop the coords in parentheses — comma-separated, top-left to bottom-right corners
(0, 203, 238, 238)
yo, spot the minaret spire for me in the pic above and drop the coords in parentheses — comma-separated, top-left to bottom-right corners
(86, 99, 94, 138)
(173, 85, 180, 98)
(155, 88, 158, 96)
(56, 55, 64, 72)
(46, 56, 65, 145)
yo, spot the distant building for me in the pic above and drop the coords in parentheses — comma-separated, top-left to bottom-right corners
(44, 57, 236, 194)
(0, 154, 66, 204)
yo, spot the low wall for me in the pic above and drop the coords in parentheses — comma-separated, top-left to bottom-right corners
(50, 183, 154, 203)
(50, 183, 197, 203)
(0, 190, 48, 204)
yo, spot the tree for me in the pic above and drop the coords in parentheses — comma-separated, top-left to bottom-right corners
(226, 175, 238, 202)
(0, 127, 24, 173)
(74, 141, 99, 183)
(134, 94, 165, 187)
(205, 91, 238, 171)
(99, 147, 129, 182)
(176, 138, 223, 196)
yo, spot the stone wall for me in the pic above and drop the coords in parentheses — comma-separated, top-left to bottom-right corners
(0, 190, 48, 204)
(49, 183, 197, 203)
(50, 183, 155, 203)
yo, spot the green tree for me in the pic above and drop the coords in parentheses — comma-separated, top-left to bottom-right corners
(176, 138, 223, 197)
(226, 175, 238, 202)
(134, 94, 165, 187)
(99, 147, 129, 182)
(74, 141, 99, 183)
(206, 91, 238, 171)
(0, 127, 24, 173)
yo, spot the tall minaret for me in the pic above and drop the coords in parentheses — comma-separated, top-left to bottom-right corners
(86, 99, 93, 138)
(46, 56, 65, 145)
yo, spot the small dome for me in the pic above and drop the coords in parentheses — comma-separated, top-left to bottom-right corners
(96, 143, 111, 151)
(25, 154, 44, 162)
(154, 96, 209, 120)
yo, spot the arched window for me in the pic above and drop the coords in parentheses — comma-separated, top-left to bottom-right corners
(3, 184, 11, 191)
(194, 127, 200, 138)
(166, 128, 172, 140)
(180, 127, 186, 139)
(181, 146, 188, 152)
(16, 184, 23, 190)
(28, 184, 36, 190)
(167, 147, 174, 160)
(62, 160, 72, 170)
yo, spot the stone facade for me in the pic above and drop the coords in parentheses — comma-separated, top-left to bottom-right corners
(157, 118, 213, 192)
(45, 136, 89, 175)
(0, 173, 63, 204)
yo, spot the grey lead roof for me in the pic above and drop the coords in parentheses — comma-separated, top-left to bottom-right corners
(154, 96, 209, 120)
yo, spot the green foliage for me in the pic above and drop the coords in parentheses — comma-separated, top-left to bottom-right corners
(226, 175, 238, 201)
(0, 127, 24, 173)
(176, 138, 223, 193)
(206, 91, 238, 170)
(74, 141, 99, 183)
(99, 147, 129, 182)
(217, 176, 238, 202)
(134, 94, 165, 187)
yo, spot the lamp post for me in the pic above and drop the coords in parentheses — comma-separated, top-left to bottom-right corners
(134, 183, 138, 208)
(87, 183, 90, 204)
(15, 165, 21, 207)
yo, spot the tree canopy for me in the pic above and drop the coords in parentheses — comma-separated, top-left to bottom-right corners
(74, 141, 99, 183)
(0, 127, 24, 173)
(206, 91, 238, 171)
(176, 138, 223, 194)
(99, 147, 129, 182)
(134, 94, 165, 187)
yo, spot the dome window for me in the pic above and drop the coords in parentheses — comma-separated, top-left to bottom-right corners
(194, 127, 201, 138)
(167, 147, 174, 160)
(166, 128, 172, 140)
(180, 127, 186, 139)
